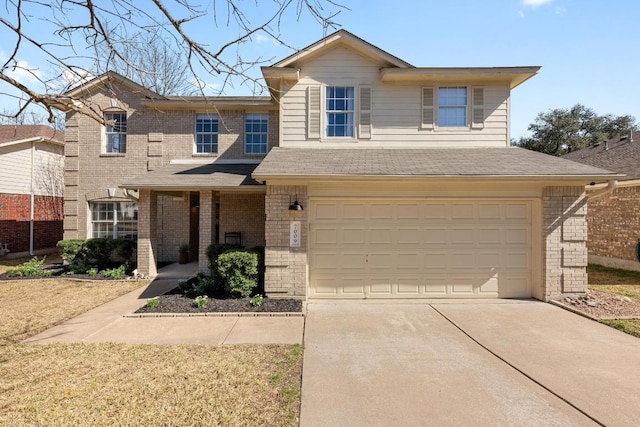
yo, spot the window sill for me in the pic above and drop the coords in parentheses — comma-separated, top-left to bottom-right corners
(321, 137, 359, 143)
(433, 126, 472, 132)
(192, 153, 218, 157)
(100, 153, 126, 157)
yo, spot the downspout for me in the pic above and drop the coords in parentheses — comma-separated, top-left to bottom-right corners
(29, 141, 35, 256)
(587, 179, 618, 200)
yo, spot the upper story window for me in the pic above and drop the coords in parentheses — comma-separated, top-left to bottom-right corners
(104, 112, 127, 153)
(195, 113, 218, 153)
(326, 86, 354, 137)
(91, 201, 137, 240)
(245, 113, 268, 154)
(438, 87, 467, 127)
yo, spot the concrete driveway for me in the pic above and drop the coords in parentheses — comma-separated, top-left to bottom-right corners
(301, 300, 640, 426)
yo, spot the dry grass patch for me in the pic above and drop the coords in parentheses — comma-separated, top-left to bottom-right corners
(0, 272, 303, 426)
(0, 278, 146, 345)
(588, 264, 640, 300)
(0, 343, 302, 426)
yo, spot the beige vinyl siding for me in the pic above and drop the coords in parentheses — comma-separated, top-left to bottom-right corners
(279, 46, 510, 148)
(0, 144, 32, 194)
(33, 142, 64, 196)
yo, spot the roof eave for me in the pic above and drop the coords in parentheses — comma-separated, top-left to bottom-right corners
(380, 67, 541, 89)
(252, 173, 623, 182)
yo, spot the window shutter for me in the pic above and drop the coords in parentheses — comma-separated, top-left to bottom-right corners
(471, 87, 484, 129)
(359, 85, 372, 139)
(307, 85, 321, 139)
(421, 87, 435, 129)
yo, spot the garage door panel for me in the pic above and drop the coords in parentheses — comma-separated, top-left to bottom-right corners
(342, 227, 366, 245)
(451, 228, 475, 245)
(309, 199, 532, 299)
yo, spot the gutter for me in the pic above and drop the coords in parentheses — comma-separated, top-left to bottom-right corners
(587, 179, 618, 200)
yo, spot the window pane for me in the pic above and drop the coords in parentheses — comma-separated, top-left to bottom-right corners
(195, 113, 218, 153)
(104, 113, 127, 153)
(326, 86, 355, 137)
(245, 113, 268, 154)
(438, 87, 467, 127)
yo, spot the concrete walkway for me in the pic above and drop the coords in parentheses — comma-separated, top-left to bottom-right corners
(301, 300, 640, 427)
(25, 262, 304, 345)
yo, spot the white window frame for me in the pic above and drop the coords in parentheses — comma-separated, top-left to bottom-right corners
(244, 112, 268, 154)
(104, 112, 127, 153)
(325, 86, 355, 138)
(194, 113, 219, 153)
(437, 86, 468, 128)
(90, 201, 138, 240)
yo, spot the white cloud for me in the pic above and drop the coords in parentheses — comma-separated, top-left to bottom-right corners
(255, 34, 270, 44)
(522, 0, 555, 7)
(0, 51, 43, 85)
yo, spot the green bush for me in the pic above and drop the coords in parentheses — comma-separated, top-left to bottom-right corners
(56, 239, 136, 274)
(206, 243, 243, 277)
(57, 239, 87, 265)
(217, 251, 258, 297)
(101, 264, 127, 279)
(194, 273, 218, 295)
(250, 246, 265, 294)
(6, 257, 52, 277)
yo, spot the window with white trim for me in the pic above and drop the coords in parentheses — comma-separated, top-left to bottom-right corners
(244, 113, 268, 154)
(104, 112, 127, 153)
(438, 87, 467, 127)
(91, 202, 138, 240)
(195, 113, 218, 153)
(326, 86, 355, 137)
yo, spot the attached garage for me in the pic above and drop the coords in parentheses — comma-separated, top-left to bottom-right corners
(309, 198, 532, 299)
(254, 147, 619, 301)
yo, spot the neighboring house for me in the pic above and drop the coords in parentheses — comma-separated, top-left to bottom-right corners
(563, 133, 640, 271)
(0, 125, 64, 257)
(56, 30, 617, 301)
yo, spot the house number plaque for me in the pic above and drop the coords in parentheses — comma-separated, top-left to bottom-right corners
(290, 221, 301, 247)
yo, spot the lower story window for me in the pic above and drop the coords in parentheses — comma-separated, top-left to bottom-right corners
(91, 202, 138, 240)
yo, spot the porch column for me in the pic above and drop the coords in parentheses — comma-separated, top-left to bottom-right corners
(198, 190, 213, 273)
(137, 189, 158, 277)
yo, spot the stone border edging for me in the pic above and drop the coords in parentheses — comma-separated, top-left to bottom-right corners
(124, 312, 304, 318)
(549, 300, 600, 321)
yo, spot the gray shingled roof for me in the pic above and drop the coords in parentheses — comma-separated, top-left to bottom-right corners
(121, 163, 263, 190)
(0, 125, 64, 144)
(253, 147, 618, 180)
(562, 135, 640, 180)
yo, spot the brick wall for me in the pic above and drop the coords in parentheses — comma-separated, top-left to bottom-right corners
(587, 186, 640, 265)
(264, 185, 308, 298)
(0, 193, 63, 253)
(542, 186, 588, 300)
(219, 192, 266, 249)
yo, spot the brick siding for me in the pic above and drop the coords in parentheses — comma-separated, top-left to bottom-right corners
(0, 193, 63, 253)
(542, 186, 588, 299)
(587, 186, 640, 265)
(264, 185, 308, 298)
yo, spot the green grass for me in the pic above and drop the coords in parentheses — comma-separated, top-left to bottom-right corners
(599, 319, 640, 338)
(588, 264, 640, 284)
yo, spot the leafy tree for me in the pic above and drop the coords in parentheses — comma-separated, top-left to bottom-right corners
(0, 0, 346, 124)
(513, 104, 637, 156)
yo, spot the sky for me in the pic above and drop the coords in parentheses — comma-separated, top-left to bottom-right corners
(1, 0, 639, 140)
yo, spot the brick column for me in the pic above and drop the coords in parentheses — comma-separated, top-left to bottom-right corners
(198, 191, 213, 273)
(138, 189, 158, 277)
(542, 186, 587, 300)
(264, 185, 308, 299)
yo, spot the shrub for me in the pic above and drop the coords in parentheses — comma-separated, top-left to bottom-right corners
(101, 264, 127, 279)
(250, 294, 264, 307)
(217, 251, 258, 297)
(250, 246, 265, 294)
(193, 295, 208, 308)
(177, 280, 191, 293)
(146, 297, 160, 308)
(6, 257, 52, 277)
(206, 243, 243, 277)
(114, 239, 136, 262)
(194, 273, 217, 295)
(57, 239, 88, 270)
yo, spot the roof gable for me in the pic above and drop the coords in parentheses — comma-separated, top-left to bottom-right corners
(61, 71, 165, 100)
(271, 29, 412, 69)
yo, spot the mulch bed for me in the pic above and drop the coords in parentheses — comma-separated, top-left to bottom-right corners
(136, 288, 302, 314)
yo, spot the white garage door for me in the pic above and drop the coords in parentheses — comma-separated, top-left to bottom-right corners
(309, 199, 532, 299)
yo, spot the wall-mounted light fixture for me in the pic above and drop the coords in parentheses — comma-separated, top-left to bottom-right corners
(289, 195, 303, 211)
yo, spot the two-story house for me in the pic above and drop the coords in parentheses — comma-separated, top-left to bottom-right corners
(59, 30, 618, 301)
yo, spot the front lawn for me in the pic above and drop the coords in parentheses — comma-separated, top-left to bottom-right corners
(0, 273, 302, 426)
(588, 264, 640, 338)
